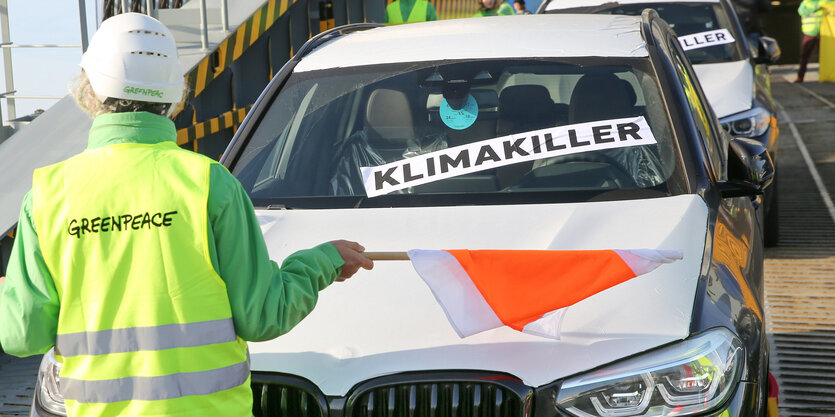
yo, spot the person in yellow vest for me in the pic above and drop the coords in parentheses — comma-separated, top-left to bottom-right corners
(473, 0, 514, 16)
(797, 0, 834, 81)
(384, 0, 437, 24)
(0, 12, 373, 417)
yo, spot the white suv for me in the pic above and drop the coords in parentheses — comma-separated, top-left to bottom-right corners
(541, 0, 782, 246)
(33, 13, 775, 417)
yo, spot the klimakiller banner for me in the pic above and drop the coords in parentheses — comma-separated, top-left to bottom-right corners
(360, 116, 656, 197)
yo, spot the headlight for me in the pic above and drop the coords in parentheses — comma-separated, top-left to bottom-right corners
(36, 348, 67, 416)
(553, 328, 744, 417)
(720, 106, 772, 137)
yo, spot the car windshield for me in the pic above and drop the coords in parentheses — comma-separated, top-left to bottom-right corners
(231, 58, 688, 209)
(546, 3, 743, 64)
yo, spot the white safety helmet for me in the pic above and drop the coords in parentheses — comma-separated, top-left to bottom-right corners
(80, 13, 184, 104)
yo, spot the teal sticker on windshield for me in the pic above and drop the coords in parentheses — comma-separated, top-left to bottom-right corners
(440, 95, 478, 130)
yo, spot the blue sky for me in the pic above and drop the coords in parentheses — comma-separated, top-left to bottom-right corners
(0, 1, 100, 121)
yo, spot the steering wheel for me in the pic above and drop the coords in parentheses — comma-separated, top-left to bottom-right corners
(507, 152, 637, 190)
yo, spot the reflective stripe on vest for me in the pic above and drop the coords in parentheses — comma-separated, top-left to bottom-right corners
(802, 13, 823, 35)
(32, 140, 250, 416)
(61, 360, 250, 403)
(56, 318, 236, 357)
(386, 0, 429, 24)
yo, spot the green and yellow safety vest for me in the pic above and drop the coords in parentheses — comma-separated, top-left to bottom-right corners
(799, 0, 834, 36)
(801, 9, 823, 35)
(473, 2, 515, 16)
(32, 140, 251, 416)
(386, 0, 430, 24)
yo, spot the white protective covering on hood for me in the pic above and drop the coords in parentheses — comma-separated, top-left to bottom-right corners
(248, 194, 708, 396)
(545, 0, 717, 10)
(693, 60, 754, 119)
(294, 15, 648, 72)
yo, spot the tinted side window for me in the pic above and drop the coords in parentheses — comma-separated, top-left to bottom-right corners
(667, 35, 724, 179)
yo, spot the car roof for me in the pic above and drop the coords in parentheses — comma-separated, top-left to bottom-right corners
(294, 14, 649, 72)
(544, 0, 719, 12)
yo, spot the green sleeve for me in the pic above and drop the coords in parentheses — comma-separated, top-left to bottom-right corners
(0, 191, 60, 357)
(206, 164, 344, 342)
(799, 0, 819, 15)
(427, 3, 437, 21)
(498, 2, 515, 15)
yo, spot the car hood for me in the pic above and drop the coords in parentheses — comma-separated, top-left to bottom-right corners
(248, 194, 708, 396)
(694, 60, 753, 119)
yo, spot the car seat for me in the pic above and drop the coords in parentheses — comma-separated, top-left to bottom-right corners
(495, 85, 559, 188)
(496, 84, 558, 136)
(561, 73, 658, 188)
(568, 73, 636, 124)
(328, 88, 416, 195)
(365, 88, 416, 161)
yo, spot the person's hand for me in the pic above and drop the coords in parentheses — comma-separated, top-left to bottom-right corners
(330, 240, 374, 281)
(0, 276, 5, 286)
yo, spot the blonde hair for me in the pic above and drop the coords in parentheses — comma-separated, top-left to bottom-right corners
(71, 72, 187, 118)
(478, 0, 501, 12)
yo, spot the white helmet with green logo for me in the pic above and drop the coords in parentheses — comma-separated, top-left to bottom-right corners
(81, 12, 184, 104)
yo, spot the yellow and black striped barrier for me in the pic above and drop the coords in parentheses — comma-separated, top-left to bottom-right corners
(177, 0, 472, 118)
(174, 0, 296, 119)
(435, 0, 478, 20)
(177, 106, 251, 149)
(172, 0, 475, 159)
(320, 0, 336, 32)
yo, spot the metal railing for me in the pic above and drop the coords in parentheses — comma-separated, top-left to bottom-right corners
(0, 0, 89, 122)
(104, 0, 229, 52)
(102, 0, 183, 19)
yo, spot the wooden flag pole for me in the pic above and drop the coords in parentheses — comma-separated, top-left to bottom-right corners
(363, 252, 410, 261)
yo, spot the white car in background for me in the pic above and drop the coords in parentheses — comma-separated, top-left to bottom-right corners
(541, 0, 782, 246)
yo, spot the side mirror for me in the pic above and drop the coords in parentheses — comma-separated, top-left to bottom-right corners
(754, 36, 781, 64)
(719, 137, 774, 198)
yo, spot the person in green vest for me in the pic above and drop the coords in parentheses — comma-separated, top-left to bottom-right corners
(473, 0, 515, 16)
(0, 12, 373, 417)
(796, 0, 834, 81)
(384, 0, 438, 24)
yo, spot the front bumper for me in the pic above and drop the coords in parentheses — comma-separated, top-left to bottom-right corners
(29, 381, 60, 417)
(246, 371, 763, 417)
(29, 371, 762, 417)
(704, 382, 761, 417)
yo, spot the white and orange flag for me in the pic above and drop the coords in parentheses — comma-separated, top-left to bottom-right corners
(406, 249, 683, 340)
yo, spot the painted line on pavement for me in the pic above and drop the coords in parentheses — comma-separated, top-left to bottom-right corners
(796, 83, 835, 108)
(776, 100, 835, 225)
(789, 118, 835, 124)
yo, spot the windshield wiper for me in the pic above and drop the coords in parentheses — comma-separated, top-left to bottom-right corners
(548, 2, 622, 14)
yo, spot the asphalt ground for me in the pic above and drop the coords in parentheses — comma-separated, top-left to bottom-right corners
(0, 354, 40, 416)
(0, 64, 834, 416)
(765, 64, 835, 417)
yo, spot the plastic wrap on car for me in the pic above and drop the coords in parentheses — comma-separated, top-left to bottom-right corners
(606, 146, 666, 188)
(329, 131, 448, 196)
(329, 131, 388, 196)
(402, 133, 448, 159)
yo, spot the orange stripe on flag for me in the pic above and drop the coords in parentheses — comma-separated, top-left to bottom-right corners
(407, 248, 683, 339)
(446, 250, 636, 330)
